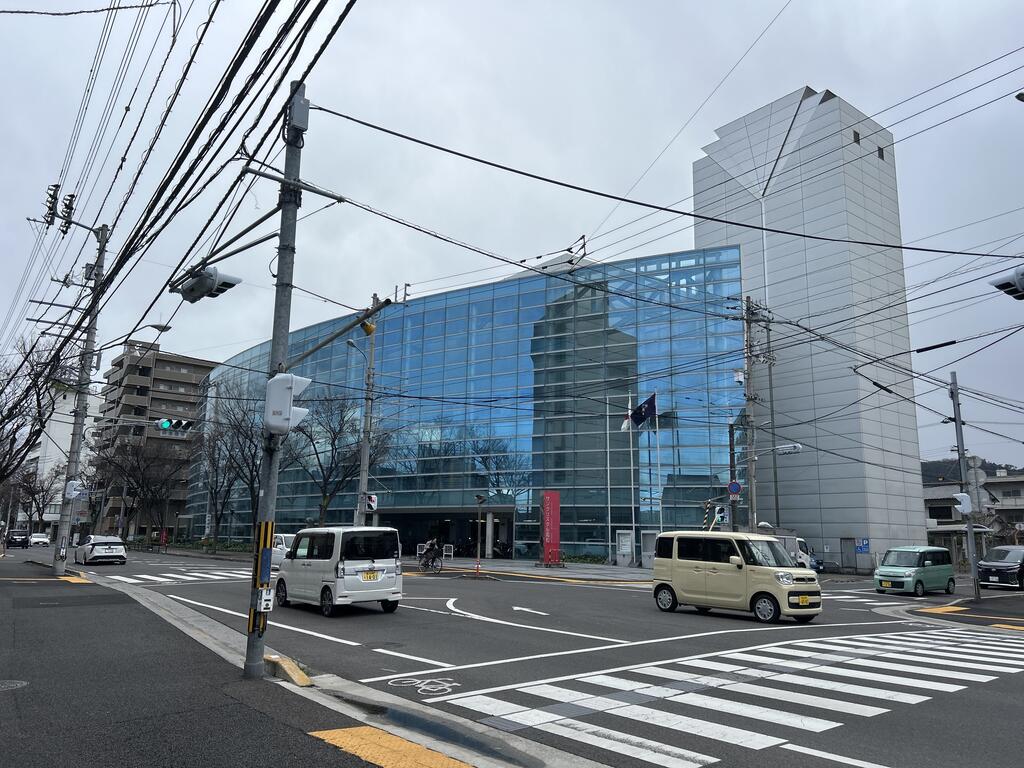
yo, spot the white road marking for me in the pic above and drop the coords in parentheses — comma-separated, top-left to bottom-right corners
(209, 571, 249, 579)
(519, 684, 592, 703)
(512, 606, 549, 616)
(675, 659, 747, 673)
(167, 573, 202, 581)
(579, 674, 651, 691)
(793, 639, 1023, 669)
(877, 651, 1018, 673)
(450, 695, 524, 716)
(106, 575, 142, 584)
(134, 574, 175, 583)
(840, 657, 995, 682)
(608, 704, 785, 750)
(444, 598, 625, 644)
(806, 665, 964, 692)
(781, 743, 897, 768)
(374, 649, 454, 667)
(720, 682, 888, 717)
(536, 719, 719, 768)
(822, 636, 1023, 663)
(185, 572, 229, 579)
(669, 692, 842, 732)
(765, 673, 930, 704)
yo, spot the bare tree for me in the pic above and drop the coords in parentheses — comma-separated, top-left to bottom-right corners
(194, 425, 239, 551)
(284, 395, 391, 526)
(17, 464, 66, 535)
(469, 436, 533, 505)
(216, 380, 264, 530)
(0, 339, 68, 488)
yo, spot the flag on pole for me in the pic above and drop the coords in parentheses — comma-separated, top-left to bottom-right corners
(623, 393, 657, 430)
(620, 396, 632, 432)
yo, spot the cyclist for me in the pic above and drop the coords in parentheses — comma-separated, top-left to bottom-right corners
(420, 537, 440, 569)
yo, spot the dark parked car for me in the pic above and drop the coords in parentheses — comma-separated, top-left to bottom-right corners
(6, 529, 30, 548)
(978, 545, 1024, 590)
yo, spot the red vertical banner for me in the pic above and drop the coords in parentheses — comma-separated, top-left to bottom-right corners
(542, 490, 561, 565)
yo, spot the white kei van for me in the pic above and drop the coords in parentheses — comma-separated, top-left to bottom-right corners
(653, 531, 821, 623)
(275, 526, 403, 617)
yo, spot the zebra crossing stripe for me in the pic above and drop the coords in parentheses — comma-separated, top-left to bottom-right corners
(938, 630, 1024, 646)
(167, 573, 202, 581)
(839, 657, 995, 683)
(185, 572, 229, 579)
(668, 692, 841, 732)
(794, 640, 1022, 671)
(927, 633, 1024, 653)
(604, 704, 786, 750)
(876, 651, 1016, 673)
(134, 574, 174, 583)
(536, 719, 718, 768)
(845, 635, 1024, 658)
(781, 743, 897, 768)
(209, 571, 249, 579)
(718, 682, 888, 717)
(764, 673, 930, 704)
(803, 664, 965, 692)
(107, 575, 142, 584)
(449, 695, 523, 716)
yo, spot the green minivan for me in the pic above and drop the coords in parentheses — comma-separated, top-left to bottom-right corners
(874, 546, 955, 597)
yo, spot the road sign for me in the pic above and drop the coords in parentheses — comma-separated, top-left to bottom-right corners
(729, 493, 740, 502)
(727, 481, 742, 495)
(855, 538, 870, 554)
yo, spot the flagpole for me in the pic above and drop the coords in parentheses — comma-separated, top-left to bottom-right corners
(627, 392, 636, 566)
(605, 394, 612, 565)
(655, 391, 662, 533)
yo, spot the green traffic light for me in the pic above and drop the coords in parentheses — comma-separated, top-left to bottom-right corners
(158, 419, 172, 429)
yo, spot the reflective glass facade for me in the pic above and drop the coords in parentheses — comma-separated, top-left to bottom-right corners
(186, 248, 745, 558)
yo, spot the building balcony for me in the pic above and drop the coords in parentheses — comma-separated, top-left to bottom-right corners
(121, 394, 150, 407)
(153, 369, 202, 385)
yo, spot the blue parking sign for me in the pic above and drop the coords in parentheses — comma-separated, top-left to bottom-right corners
(855, 538, 870, 554)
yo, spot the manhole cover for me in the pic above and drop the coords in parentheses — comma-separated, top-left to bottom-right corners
(0, 680, 28, 692)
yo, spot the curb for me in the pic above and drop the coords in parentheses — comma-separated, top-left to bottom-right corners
(159, 548, 251, 563)
(264, 654, 312, 687)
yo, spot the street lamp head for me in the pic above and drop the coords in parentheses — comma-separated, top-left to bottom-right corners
(145, 323, 172, 333)
(1016, 92, 1024, 102)
(346, 339, 357, 349)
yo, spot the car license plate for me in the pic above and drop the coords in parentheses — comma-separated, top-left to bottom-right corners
(104, 548, 113, 553)
(360, 570, 380, 582)
(989, 576, 999, 582)
(881, 580, 892, 588)
(799, 595, 810, 606)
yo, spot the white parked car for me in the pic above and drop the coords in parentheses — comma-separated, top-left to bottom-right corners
(30, 533, 50, 547)
(276, 527, 402, 616)
(271, 533, 295, 570)
(74, 535, 127, 565)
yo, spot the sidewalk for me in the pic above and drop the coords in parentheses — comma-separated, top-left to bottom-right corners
(0, 555, 375, 768)
(443, 556, 653, 581)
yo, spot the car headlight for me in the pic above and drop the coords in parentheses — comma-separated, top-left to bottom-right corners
(774, 572, 795, 585)
(902, 570, 914, 578)
(873, 570, 879, 577)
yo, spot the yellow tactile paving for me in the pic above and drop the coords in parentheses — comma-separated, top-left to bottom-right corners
(990, 623, 1024, 631)
(58, 575, 91, 584)
(916, 605, 969, 614)
(310, 726, 472, 768)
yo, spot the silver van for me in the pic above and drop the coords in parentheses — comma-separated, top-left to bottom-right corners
(275, 526, 403, 616)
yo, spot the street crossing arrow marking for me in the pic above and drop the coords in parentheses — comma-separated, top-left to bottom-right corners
(512, 606, 550, 616)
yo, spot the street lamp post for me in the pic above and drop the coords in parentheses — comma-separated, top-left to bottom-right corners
(474, 494, 485, 576)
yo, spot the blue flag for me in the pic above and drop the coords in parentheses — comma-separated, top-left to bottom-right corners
(628, 393, 657, 429)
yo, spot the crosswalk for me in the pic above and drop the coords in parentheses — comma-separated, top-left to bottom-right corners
(428, 628, 1024, 768)
(106, 570, 252, 585)
(821, 591, 909, 607)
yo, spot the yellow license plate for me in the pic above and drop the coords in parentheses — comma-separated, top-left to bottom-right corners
(360, 571, 380, 582)
(881, 581, 892, 588)
(799, 595, 809, 606)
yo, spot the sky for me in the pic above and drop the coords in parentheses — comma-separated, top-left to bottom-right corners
(1, 0, 1023, 468)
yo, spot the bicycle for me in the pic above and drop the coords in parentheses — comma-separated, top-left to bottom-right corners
(419, 552, 443, 574)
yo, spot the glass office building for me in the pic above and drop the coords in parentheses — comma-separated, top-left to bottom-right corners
(186, 248, 746, 562)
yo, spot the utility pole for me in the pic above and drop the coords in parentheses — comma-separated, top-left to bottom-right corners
(243, 82, 308, 680)
(950, 371, 981, 601)
(744, 296, 758, 529)
(52, 224, 108, 576)
(353, 293, 380, 527)
(728, 422, 738, 532)
(764, 321, 781, 527)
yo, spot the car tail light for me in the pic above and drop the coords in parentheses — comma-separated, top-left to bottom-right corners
(336, 561, 346, 578)
(395, 561, 402, 576)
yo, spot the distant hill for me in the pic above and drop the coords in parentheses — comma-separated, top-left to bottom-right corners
(921, 458, 1020, 485)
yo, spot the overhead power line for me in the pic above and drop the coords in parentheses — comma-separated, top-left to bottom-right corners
(309, 102, 1024, 261)
(0, 3, 171, 16)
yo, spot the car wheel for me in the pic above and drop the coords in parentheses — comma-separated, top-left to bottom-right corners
(320, 587, 335, 618)
(913, 581, 925, 597)
(794, 615, 816, 624)
(380, 600, 399, 613)
(695, 606, 712, 614)
(753, 594, 781, 624)
(275, 580, 290, 607)
(945, 579, 955, 595)
(654, 585, 678, 612)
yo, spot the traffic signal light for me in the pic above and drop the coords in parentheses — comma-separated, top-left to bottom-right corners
(177, 267, 243, 303)
(990, 265, 1024, 301)
(153, 418, 195, 431)
(264, 373, 311, 434)
(58, 193, 76, 235)
(714, 505, 727, 525)
(43, 184, 60, 226)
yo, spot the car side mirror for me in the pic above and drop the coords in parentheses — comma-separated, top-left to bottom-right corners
(729, 555, 743, 569)
(924, 560, 933, 567)
(284, 551, 294, 560)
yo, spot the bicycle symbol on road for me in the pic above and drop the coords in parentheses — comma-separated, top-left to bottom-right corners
(387, 677, 461, 695)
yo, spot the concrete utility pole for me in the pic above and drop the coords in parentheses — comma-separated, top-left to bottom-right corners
(950, 371, 981, 601)
(744, 296, 758, 529)
(728, 422, 738, 533)
(243, 82, 308, 679)
(353, 294, 380, 527)
(764, 321, 781, 526)
(52, 224, 108, 576)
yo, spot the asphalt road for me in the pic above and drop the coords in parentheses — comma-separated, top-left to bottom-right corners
(60, 550, 1024, 768)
